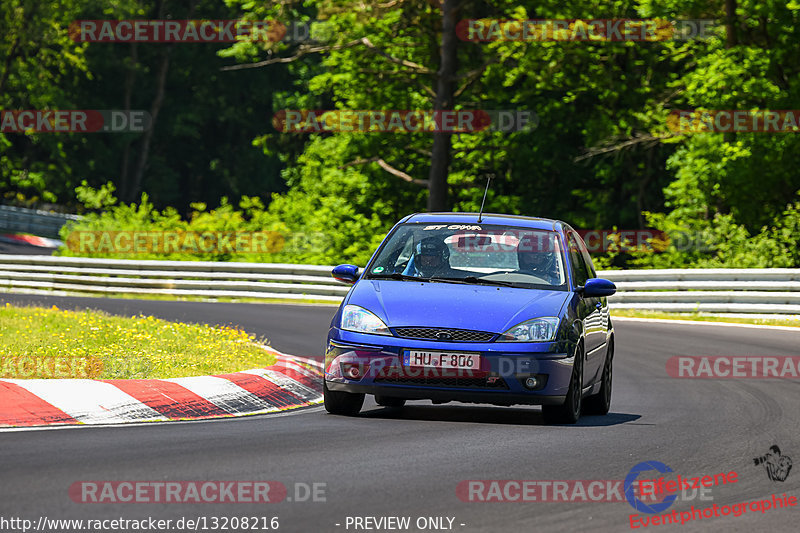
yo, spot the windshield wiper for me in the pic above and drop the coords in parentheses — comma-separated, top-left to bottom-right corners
(462, 276, 516, 287)
(367, 272, 429, 282)
(427, 276, 471, 285)
(430, 275, 515, 287)
(368, 273, 515, 287)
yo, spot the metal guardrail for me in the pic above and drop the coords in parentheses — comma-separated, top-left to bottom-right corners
(0, 205, 81, 239)
(600, 269, 800, 314)
(1, 255, 799, 313)
(0, 255, 348, 302)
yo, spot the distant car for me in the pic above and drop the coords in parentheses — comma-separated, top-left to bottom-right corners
(323, 213, 616, 424)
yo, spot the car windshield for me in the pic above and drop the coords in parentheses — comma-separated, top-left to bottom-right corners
(365, 223, 567, 290)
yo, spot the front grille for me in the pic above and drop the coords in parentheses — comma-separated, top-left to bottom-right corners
(374, 375, 509, 390)
(394, 327, 495, 342)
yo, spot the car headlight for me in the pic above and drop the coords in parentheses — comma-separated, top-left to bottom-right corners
(498, 317, 560, 342)
(340, 305, 391, 336)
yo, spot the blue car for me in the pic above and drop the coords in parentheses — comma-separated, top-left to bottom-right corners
(324, 213, 616, 424)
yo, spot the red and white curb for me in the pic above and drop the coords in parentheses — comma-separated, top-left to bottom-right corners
(0, 351, 323, 428)
(0, 233, 62, 249)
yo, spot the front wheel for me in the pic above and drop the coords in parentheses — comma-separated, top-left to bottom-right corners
(584, 339, 613, 415)
(542, 346, 583, 425)
(323, 381, 364, 416)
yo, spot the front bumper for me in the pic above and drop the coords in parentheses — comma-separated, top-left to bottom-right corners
(326, 382, 567, 406)
(324, 328, 577, 406)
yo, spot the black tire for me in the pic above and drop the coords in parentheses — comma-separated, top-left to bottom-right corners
(375, 395, 406, 408)
(542, 345, 583, 424)
(584, 339, 613, 415)
(323, 380, 364, 416)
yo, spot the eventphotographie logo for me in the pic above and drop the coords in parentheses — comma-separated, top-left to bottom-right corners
(624, 461, 736, 514)
(753, 445, 793, 483)
(625, 461, 678, 514)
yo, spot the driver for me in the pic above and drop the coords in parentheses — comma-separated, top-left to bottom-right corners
(407, 237, 456, 278)
(516, 237, 560, 284)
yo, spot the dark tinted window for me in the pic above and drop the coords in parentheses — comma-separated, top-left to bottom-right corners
(567, 232, 589, 287)
(574, 232, 597, 279)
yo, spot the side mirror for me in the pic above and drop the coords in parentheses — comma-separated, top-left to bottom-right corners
(582, 278, 616, 297)
(332, 264, 359, 284)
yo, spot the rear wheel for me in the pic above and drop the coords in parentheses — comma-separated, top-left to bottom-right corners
(375, 395, 406, 408)
(542, 346, 583, 424)
(584, 339, 613, 415)
(323, 381, 364, 416)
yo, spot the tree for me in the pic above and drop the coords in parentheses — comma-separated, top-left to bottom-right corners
(0, 0, 89, 204)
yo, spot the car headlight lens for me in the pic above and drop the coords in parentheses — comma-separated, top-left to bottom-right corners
(340, 305, 391, 336)
(498, 317, 560, 342)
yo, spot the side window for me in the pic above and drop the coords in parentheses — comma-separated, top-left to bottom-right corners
(391, 236, 415, 271)
(567, 233, 589, 287)
(574, 233, 597, 279)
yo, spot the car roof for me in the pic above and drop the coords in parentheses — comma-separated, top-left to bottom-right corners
(400, 212, 564, 232)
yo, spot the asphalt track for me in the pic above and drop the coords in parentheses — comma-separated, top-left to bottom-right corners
(0, 240, 53, 255)
(1, 293, 799, 532)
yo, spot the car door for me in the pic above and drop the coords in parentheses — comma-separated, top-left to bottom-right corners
(577, 235, 611, 366)
(566, 231, 604, 382)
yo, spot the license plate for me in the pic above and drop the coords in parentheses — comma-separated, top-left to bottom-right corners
(403, 350, 481, 370)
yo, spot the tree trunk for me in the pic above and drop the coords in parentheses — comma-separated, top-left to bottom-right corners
(426, 0, 459, 212)
(723, 0, 737, 144)
(128, 46, 171, 202)
(724, 0, 738, 48)
(127, 0, 198, 202)
(119, 43, 138, 201)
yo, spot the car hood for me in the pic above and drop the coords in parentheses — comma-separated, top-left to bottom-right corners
(346, 279, 571, 333)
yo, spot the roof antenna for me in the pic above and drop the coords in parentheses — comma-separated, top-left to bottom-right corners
(477, 174, 494, 223)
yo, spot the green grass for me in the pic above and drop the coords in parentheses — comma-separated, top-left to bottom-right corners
(0, 303, 277, 379)
(4, 289, 340, 306)
(99, 292, 341, 306)
(611, 309, 800, 328)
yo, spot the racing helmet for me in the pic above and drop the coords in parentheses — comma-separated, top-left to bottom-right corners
(517, 235, 555, 274)
(413, 237, 450, 276)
